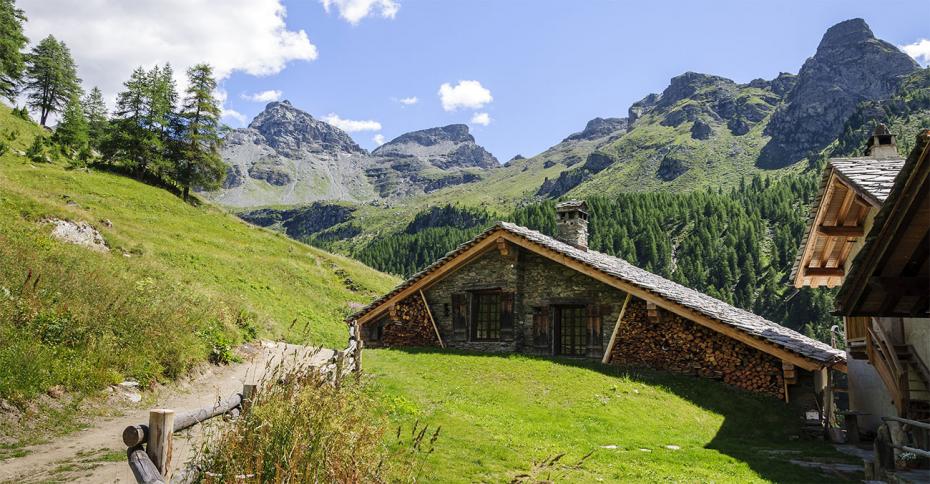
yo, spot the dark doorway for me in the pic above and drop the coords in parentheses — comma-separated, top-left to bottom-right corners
(555, 305, 586, 356)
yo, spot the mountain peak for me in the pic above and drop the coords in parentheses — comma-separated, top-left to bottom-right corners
(818, 18, 873, 51)
(247, 100, 365, 156)
(760, 18, 919, 167)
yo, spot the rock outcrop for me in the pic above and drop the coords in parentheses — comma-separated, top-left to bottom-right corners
(760, 18, 919, 167)
(365, 124, 498, 197)
(206, 101, 376, 207)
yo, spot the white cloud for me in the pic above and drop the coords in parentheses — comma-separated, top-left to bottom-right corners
(470, 112, 491, 126)
(322, 113, 382, 132)
(901, 39, 930, 66)
(398, 96, 418, 105)
(438, 80, 493, 111)
(19, 0, 317, 106)
(242, 89, 283, 102)
(222, 108, 248, 126)
(373, 134, 386, 145)
(320, 0, 399, 25)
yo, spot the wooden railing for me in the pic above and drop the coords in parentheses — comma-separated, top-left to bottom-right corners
(123, 323, 363, 483)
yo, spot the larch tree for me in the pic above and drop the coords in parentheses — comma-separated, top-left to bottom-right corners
(53, 94, 89, 158)
(82, 86, 108, 150)
(0, 0, 27, 101)
(175, 63, 225, 200)
(24, 35, 80, 126)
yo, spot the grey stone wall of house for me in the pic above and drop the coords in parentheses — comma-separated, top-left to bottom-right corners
(422, 244, 626, 357)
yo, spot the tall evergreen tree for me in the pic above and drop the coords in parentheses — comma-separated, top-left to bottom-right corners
(24, 35, 80, 126)
(82, 86, 108, 150)
(0, 0, 27, 101)
(174, 63, 224, 200)
(53, 94, 88, 155)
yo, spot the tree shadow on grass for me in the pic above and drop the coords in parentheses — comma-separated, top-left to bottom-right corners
(377, 347, 861, 483)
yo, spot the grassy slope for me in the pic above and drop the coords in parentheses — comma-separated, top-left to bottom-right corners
(368, 350, 857, 483)
(0, 105, 397, 405)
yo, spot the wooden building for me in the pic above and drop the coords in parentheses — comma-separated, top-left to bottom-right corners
(794, 126, 929, 434)
(351, 201, 845, 401)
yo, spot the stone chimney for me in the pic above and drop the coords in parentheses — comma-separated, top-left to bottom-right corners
(555, 200, 589, 250)
(865, 123, 899, 158)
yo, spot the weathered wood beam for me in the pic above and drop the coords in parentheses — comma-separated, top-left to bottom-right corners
(496, 237, 510, 257)
(127, 446, 166, 484)
(601, 293, 632, 364)
(147, 409, 174, 479)
(419, 289, 445, 349)
(817, 225, 864, 237)
(868, 277, 930, 297)
(804, 267, 845, 278)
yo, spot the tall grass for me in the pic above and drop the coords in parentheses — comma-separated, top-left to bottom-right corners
(195, 350, 433, 482)
(0, 218, 248, 406)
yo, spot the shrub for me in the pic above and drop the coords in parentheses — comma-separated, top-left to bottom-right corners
(0, 139, 7, 157)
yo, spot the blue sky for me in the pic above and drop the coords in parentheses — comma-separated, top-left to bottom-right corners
(21, 0, 930, 160)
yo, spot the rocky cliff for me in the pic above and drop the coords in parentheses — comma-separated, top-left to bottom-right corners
(205, 101, 376, 207)
(364, 124, 499, 197)
(760, 18, 919, 166)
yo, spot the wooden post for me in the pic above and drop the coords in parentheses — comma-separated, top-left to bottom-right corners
(602, 293, 632, 364)
(241, 384, 256, 415)
(420, 290, 445, 349)
(147, 409, 174, 479)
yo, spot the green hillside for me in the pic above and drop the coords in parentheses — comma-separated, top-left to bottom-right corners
(0, 105, 397, 411)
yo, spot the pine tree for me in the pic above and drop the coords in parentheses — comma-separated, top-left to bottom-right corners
(24, 35, 81, 126)
(174, 63, 224, 200)
(0, 0, 27, 101)
(82, 86, 108, 150)
(53, 94, 88, 156)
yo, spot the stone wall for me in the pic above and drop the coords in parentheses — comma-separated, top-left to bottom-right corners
(422, 245, 626, 355)
(609, 300, 785, 398)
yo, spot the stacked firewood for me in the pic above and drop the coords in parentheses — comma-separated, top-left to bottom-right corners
(610, 300, 784, 398)
(381, 295, 440, 347)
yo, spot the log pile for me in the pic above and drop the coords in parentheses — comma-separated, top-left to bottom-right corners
(380, 295, 440, 347)
(610, 300, 784, 399)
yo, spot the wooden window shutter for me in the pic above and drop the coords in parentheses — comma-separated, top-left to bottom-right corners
(586, 303, 602, 354)
(500, 292, 515, 340)
(452, 293, 468, 341)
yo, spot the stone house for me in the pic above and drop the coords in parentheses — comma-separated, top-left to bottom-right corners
(350, 200, 846, 401)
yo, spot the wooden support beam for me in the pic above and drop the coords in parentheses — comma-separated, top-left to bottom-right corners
(496, 237, 510, 257)
(816, 225, 865, 237)
(419, 289, 445, 348)
(805, 267, 845, 278)
(646, 301, 658, 323)
(782, 362, 798, 385)
(602, 293, 632, 364)
(241, 384, 256, 415)
(868, 277, 930, 298)
(146, 409, 174, 479)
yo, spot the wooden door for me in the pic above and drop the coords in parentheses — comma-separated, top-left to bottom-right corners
(556, 305, 586, 356)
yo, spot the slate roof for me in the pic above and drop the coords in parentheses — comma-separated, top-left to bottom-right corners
(351, 221, 845, 366)
(789, 156, 905, 282)
(829, 157, 906, 205)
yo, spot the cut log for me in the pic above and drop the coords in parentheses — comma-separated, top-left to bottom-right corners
(173, 393, 242, 432)
(127, 446, 166, 484)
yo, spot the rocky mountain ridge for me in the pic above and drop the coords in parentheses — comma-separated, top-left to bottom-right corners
(204, 103, 500, 206)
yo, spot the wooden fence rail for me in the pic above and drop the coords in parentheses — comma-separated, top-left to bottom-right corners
(122, 322, 363, 483)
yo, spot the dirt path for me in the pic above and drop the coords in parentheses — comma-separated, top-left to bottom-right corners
(0, 342, 333, 483)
